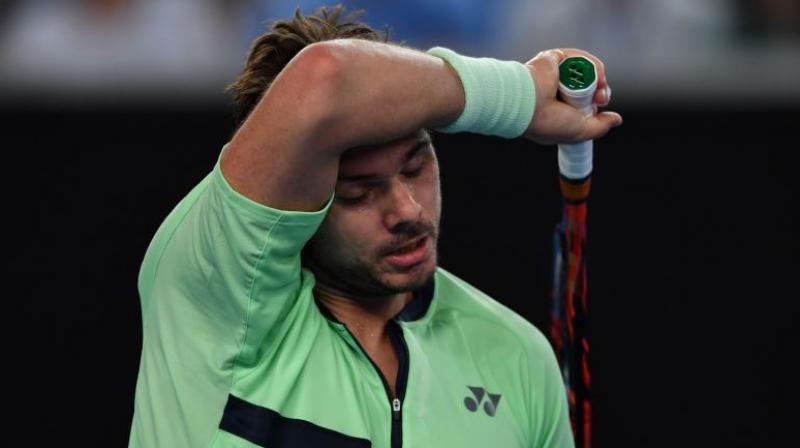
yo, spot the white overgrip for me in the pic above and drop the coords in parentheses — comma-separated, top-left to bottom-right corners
(557, 74, 596, 180)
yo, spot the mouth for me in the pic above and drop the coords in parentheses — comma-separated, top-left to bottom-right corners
(386, 235, 427, 255)
(384, 235, 431, 268)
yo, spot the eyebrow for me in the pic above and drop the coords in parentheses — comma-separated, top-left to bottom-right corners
(337, 137, 432, 183)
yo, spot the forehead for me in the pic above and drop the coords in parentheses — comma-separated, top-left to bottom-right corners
(338, 130, 431, 175)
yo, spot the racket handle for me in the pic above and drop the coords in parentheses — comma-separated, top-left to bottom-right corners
(557, 57, 597, 180)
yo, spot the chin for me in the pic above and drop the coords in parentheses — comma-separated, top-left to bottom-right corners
(384, 256, 436, 288)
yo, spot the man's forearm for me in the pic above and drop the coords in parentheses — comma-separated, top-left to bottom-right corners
(311, 40, 465, 148)
(234, 40, 465, 157)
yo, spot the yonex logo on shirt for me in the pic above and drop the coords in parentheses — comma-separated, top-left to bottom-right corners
(463, 386, 502, 416)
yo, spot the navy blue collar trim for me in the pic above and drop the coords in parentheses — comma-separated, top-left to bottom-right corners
(395, 276, 435, 321)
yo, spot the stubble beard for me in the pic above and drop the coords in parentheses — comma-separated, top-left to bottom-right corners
(304, 237, 437, 302)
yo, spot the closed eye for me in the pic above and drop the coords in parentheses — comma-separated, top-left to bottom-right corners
(403, 166, 423, 178)
(337, 158, 426, 205)
(338, 194, 368, 204)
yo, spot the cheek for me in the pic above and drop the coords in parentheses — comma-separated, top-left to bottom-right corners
(419, 172, 441, 214)
(326, 211, 381, 252)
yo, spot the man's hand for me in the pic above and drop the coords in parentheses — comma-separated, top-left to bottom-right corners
(524, 49, 622, 145)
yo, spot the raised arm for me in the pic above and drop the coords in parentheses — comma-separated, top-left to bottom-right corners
(221, 40, 465, 212)
(221, 40, 622, 212)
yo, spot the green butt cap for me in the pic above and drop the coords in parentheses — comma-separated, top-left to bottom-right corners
(559, 57, 596, 91)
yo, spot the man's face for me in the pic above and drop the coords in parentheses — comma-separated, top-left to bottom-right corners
(303, 130, 441, 300)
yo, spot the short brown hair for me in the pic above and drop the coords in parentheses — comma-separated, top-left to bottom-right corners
(227, 5, 389, 127)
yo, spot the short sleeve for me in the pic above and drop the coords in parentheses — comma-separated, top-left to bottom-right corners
(140, 143, 333, 355)
(130, 145, 334, 448)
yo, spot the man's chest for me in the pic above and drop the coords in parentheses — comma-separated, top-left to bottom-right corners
(219, 321, 532, 447)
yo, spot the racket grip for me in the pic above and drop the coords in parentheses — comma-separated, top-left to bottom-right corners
(558, 139, 592, 180)
(557, 57, 597, 180)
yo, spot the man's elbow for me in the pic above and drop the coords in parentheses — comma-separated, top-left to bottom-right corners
(288, 42, 346, 109)
(296, 42, 344, 83)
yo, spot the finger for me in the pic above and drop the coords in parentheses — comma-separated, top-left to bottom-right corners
(533, 49, 565, 68)
(593, 88, 604, 106)
(579, 111, 623, 141)
(594, 85, 612, 106)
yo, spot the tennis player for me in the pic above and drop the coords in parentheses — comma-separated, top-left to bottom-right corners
(128, 6, 622, 448)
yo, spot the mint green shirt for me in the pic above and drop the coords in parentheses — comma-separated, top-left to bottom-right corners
(128, 147, 574, 448)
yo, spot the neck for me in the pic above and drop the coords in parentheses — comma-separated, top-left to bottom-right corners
(314, 283, 413, 345)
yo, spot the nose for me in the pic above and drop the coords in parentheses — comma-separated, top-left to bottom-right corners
(383, 177, 422, 230)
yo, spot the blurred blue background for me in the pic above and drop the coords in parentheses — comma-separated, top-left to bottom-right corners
(1, 0, 798, 105)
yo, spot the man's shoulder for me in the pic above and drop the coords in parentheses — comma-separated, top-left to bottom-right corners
(431, 267, 553, 356)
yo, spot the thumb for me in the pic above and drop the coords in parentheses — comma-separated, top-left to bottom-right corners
(578, 111, 623, 141)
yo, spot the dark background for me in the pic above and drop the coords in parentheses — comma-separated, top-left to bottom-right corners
(9, 101, 798, 446)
